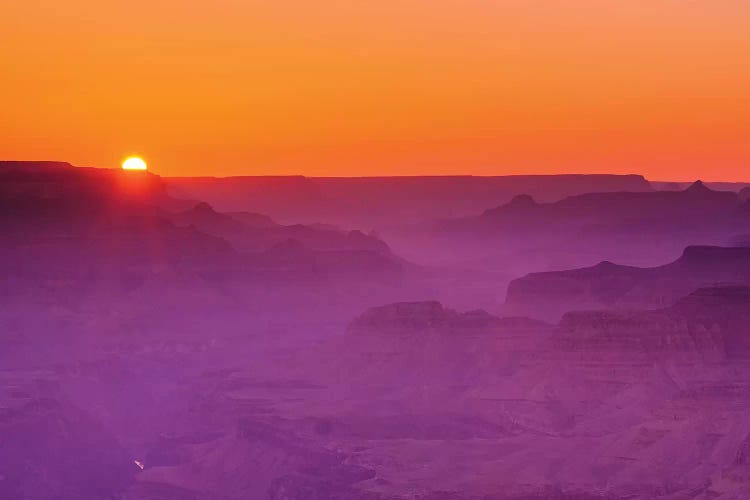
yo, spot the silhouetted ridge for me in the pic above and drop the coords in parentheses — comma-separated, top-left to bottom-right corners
(444, 177, 740, 250)
(171, 201, 248, 238)
(0, 159, 167, 208)
(505, 245, 750, 321)
(592, 260, 619, 270)
(684, 179, 712, 194)
(190, 201, 218, 214)
(175, 201, 228, 222)
(168, 200, 393, 255)
(484, 194, 537, 215)
(0, 160, 75, 172)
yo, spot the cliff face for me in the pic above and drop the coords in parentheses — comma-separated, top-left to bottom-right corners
(557, 310, 724, 362)
(504, 246, 750, 321)
(304, 302, 554, 397)
(342, 288, 749, 378)
(554, 286, 750, 362)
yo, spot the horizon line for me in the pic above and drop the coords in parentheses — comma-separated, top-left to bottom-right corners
(2, 160, 749, 184)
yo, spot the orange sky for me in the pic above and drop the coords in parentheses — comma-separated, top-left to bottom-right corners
(2, 1, 749, 179)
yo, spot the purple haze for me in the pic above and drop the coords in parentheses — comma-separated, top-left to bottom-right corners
(2, 161, 750, 499)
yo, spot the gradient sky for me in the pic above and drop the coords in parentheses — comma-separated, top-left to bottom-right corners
(2, 1, 749, 179)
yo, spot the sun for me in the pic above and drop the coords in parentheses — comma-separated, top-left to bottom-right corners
(122, 156, 147, 171)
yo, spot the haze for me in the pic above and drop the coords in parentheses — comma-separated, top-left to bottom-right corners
(2, 1, 750, 179)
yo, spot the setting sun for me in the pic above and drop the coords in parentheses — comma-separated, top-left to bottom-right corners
(122, 157, 147, 171)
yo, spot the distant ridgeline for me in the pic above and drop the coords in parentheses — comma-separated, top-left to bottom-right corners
(164, 172, 655, 227)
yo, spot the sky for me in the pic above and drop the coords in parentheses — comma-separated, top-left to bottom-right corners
(1, 1, 749, 179)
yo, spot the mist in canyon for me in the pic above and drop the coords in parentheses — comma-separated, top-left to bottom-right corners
(3, 161, 750, 499)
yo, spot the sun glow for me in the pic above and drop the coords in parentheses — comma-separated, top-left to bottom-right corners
(122, 157, 147, 171)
